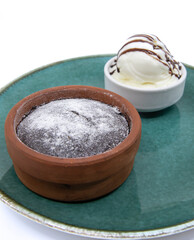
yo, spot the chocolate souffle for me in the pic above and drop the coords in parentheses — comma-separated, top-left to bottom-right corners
(17, 98, 130, 158)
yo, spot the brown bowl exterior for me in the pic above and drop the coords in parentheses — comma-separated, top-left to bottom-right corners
(5, 85, 141, 202)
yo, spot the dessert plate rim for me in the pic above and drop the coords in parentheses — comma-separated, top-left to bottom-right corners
(1, 190, 194, 239)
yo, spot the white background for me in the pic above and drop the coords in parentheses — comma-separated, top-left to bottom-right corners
(0, 0, 194, 239)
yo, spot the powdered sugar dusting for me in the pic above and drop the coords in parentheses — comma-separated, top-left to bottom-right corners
(17, 98, 130, 158)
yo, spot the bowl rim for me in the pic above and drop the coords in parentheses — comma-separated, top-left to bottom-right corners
(104, 56, 187, 93)
(5, 85, 141, 167)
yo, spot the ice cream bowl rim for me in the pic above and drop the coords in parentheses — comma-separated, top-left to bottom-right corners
(4, 85, 141, 202)
(104, 56, 187, 93)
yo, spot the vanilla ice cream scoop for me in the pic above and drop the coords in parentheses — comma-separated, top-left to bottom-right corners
(109, 34, 182, 88)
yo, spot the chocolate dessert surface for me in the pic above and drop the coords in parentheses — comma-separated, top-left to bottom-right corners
(17, 98, 130, 158)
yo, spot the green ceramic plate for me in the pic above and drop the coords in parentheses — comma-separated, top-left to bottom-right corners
(0, 55, 194, 239)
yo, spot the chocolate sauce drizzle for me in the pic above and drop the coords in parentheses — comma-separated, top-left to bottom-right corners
(110, 34, 182, 79)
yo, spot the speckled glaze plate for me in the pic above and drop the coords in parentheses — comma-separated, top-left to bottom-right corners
(0, 55, 194, 239)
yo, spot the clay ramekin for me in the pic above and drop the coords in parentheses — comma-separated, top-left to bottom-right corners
(5, 85, 141, 202)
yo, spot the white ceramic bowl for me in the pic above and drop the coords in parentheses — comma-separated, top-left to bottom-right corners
(104, 57, 187, 112)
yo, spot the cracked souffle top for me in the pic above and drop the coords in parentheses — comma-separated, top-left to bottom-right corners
(16, 98, 130, 158)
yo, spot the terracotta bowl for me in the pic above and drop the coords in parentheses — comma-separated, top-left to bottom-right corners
(4, 85, 141, 202)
